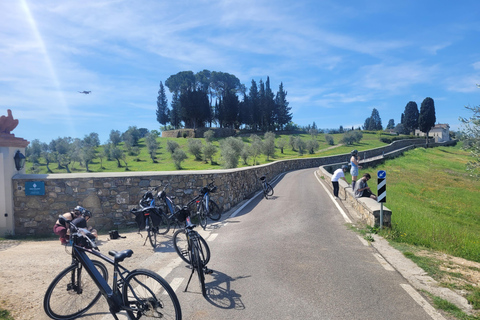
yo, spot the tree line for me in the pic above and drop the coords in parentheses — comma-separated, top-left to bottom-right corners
(362, 97, 437, 140)
(156, 70, 293, 132)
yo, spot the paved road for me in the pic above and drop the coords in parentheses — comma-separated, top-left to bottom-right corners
(165, 167, 442, 320)
(51, 167, 446, 320)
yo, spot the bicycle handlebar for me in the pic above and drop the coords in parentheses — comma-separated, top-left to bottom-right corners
(58, 215, 99, 251)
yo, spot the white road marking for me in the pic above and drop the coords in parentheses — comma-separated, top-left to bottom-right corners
(206, 233, 218, 241)
(167, 277, 184, 293)
(314, 170, 352, 223)
(373, 252, 395, 271)
(156, 257, 183, 278)
(400, 284, 447, 320)
(357, 235, 369, 247)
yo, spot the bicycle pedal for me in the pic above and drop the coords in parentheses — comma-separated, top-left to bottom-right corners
(204, 268, 213, 275)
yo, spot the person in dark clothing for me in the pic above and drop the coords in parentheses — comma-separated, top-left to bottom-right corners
(354, 173, 377, 200)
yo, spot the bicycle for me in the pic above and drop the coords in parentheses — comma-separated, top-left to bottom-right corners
(173, 216, 212, 298)
(259, 175, 274, 199)
(195, 181, 222, 229)
(131, 189, 169, 248)
(44, 216, 182, 320)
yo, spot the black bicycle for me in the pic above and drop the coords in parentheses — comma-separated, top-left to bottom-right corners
(195, 181, 222, 229)
(173, 216, 212, 298)
(44, 216, 182, 320)
(259, 175, 274, 199)
(131, 188, 170, 248)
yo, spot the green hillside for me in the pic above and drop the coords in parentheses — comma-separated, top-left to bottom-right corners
(26, 132, 389, 174)
(358, 144, 480, 263)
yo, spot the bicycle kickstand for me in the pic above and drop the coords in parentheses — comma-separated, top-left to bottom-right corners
(184, 267, 195, 292)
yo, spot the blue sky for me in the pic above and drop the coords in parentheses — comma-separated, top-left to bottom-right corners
(1, 0, 479, 144)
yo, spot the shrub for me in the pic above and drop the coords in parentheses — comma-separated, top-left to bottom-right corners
(172, 149, 187, 169)
(202, 142, 217, 164)
(187, 139, 203, 160)
(325, 134, 334, 145)
(166, 140, 180, 154)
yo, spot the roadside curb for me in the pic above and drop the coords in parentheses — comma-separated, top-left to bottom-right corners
(370, 234, 473, 314)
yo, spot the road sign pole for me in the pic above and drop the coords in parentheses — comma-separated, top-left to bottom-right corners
(377, 170, 387, 229)
(380, 203, 383, 229)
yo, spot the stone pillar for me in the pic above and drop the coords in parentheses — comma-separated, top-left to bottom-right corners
(0, 109, 29, 236)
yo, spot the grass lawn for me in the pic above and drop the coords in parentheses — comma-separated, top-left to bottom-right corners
(357, 144, 480, 263)
(26, 132, 390, 173)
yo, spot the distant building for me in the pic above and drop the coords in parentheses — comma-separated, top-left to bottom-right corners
(415, 124, 450, 142)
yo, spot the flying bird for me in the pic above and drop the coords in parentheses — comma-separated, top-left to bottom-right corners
(78, 91, 91, 94)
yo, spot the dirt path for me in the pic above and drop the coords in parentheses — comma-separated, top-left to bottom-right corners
(0, 230, 180, 320)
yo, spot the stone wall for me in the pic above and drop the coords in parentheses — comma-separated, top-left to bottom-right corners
(12, 138, 452, 236)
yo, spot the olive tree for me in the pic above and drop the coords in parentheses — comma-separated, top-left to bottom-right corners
(459, 105, 480, 177)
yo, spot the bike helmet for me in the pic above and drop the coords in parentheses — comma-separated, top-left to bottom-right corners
(351, 149, 358, 156)
(82, 209, 92, 219)
(74, 206, 86, 216)
(341, 165, 349, 171)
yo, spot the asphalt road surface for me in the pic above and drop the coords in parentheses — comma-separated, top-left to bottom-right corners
(36, 167, 445, 320)
(163, 167, 440, 320)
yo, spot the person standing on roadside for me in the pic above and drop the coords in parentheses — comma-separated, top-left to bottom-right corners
(350, 149, 362, 190)
(331, 165, 349, 198)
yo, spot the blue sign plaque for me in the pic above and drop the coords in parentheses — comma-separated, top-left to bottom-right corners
(377, 170, 386, 179)
(25, 181, 45, 196)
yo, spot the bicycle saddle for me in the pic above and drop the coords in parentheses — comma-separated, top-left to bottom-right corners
(109, 249, 133, 263)
(185, 217, 196, 229)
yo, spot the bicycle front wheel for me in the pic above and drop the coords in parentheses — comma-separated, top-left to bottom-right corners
(265, 182, 273, 197)
(172, 229, 210, 265)
(207, 200, 221, 221)
(123, 269, 182, 320)
(44, 260, 108, 320)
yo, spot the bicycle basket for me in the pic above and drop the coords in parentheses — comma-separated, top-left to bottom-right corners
(131, 208, 146, 230)
(176, 208, 189, 223)
(149, 209, 164, 227)
(74, 229, 96, 249)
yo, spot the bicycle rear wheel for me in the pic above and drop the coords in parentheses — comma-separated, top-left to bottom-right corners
(123, 269, 181, 320)
(155, 212, 170, 235)
(198, 202, 208, 230)
(44, 260, 108, 320)
(207, 199, 221, 221)
(147, 217, 158, 249)
(192, 241, 207, 297)
(172, 229, 210, 265)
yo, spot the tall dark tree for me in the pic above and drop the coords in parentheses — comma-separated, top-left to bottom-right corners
(258, 80, 266, 130)
(262, 77, 276, 131)
(248, 80, 260, 130)
(402, 101, 419, 134)
(156, 81, 170, 126)
(386, 119, 395, 130)
(170, 92, 182, 129)
(221, 89, 240, 128)
(369, 108, 383, 130)
(419, 97, 436, 144)
(179, 89, 210, 128)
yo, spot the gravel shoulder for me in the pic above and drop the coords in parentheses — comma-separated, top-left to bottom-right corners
(0, 229, 180, 320)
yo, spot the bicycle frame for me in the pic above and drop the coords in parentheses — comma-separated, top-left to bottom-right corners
(71, 245, 124, 314)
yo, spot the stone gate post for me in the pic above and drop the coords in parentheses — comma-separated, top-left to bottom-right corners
(0, 109, 29, 236)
